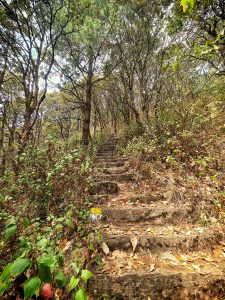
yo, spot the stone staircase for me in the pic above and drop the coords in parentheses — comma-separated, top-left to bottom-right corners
(89, 135, 225, 300)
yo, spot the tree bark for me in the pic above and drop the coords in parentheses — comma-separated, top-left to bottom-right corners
(0, 108, 6, 176)
(82, 48, 93, 146)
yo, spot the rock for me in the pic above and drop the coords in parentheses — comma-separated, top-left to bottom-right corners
(89, 181, 119, 195)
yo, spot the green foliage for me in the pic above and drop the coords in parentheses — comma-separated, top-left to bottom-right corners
(120, 76, 224, 179)
(81, 269, 93, 281)
(180, 0, 195, 13)
(55, 269, 67, 288)
(0, 140, 97, 298)
(5, 224, 17, 240)
(69, 276, 80, 293)
(24, 277, 41, 299)
(0, 263, 13, 296)
(11, 258, 31, 277)
(0, 205, 95, 298)
(75, 287, 87, 300)
(123, 135, 156, 156)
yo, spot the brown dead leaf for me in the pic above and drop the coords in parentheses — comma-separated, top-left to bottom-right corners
(158, 252, 179, 263)
(112, 250, 127, 259)
(130, 235, 138, 253)
(59, 239, 68, 249)
(213, 246, 224, 260)
(191, 264, 202, 273)
(102, 242, 110, 255)
(203, 256, 214, 262)
(185, 230, 192, 236)
(149, 264, 155, 272)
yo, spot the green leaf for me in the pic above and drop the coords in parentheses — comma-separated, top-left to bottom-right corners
(37, 238, 48, 251)
(81, 269, 92, 281)
(37, 253, 56, 282)
(5, 225, 17, 240)
(0, 263, 12, 296)
(66, 218, 74, 228)
(180, 0, 195, 12)
(0, 281, 12, 297)
(55, 269, 67, 288)
(24, 277, 41, 300)
(5, 217, 16, 227)
(55, 224, 63, 233)
(189, 0, 195, 10)
(75, 288, 87, 300)
(57, 255, 64, 267)
(23, 217, 30, 228)
(180, 0, 187, 12)
(11, 258, 30, 277)
(0, 263, 13, 282)
(37, 253, 56, 270)
(19, 237, 31, 250)
(68, 276, 80, 293)
(38, 264, 52, 283)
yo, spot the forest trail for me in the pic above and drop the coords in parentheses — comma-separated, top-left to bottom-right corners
(89, 135, 225, 300)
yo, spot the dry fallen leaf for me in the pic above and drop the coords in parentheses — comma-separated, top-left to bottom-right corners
(102, 242, 110, 255)
(204, 256, 214, 262)
(127, 261, 134, 270)
(158, 252, 179, 263)
(149, 264, 155, 272)
(191, 264, 202, 273)
(112, 250, 126, 259)
(59, 239, 68, 250)
(179, 254, 188, 261)
(130, 235, 138, 253)
(201, 264, 222, 275)
(185, 230, 192, 236)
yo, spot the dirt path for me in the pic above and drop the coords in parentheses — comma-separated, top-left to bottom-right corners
(89, 135, 225, 300)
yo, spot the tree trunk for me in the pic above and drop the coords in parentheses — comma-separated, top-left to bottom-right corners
(154, 96, 161, 138)
(0, 108, 6, 176)
(82, 48, 93, 146)
(18, 108, 33, 155)
(129, 87, 143, 129)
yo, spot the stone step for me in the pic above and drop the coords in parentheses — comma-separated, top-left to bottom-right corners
(95, 161, 126, 168)
(89, 181, 119, 195)
(99, 145, 117, 149)
(95, 157, 127, 163)
(104, 138, 118, 143)
(101, 142, 118, 148)
(90, 194, 109, 205)
(94, 173, 134, 182)
(99, 146, 117, 151)
(97, 151, 116, 156)
(96, 154, 117, 159)
(90, 268, 225, 299)
(105, 193, 164, 206)
(101, 166, 129, 174)
(103, 227, 223, 253)
(101, 206, 193, 225)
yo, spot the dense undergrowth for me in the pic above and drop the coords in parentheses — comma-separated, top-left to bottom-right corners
(0, 135, 104, 299)
(118, 85, 225, 226)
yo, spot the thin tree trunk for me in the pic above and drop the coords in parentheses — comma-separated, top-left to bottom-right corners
(82, 48, 93, 146)
(0, 109, 6, 176)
